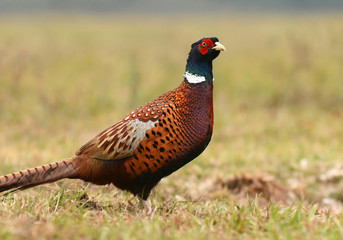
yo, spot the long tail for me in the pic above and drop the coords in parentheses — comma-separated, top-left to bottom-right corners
(0, 158, 77, 193)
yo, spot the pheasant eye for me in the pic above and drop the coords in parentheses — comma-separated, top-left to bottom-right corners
(202, 41, 207, 47)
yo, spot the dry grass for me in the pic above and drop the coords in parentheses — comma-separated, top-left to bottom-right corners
(0, 14, 343, 239)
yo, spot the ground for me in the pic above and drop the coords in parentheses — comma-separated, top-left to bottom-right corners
(0, 14, 343, 239)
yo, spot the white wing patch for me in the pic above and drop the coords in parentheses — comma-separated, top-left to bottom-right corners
(76, 118, 158, 160)
(127, 119, 157, 151)
(100, 119, 157, 159)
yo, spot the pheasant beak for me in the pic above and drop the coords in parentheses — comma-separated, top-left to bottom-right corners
(213, 42, 226, 52)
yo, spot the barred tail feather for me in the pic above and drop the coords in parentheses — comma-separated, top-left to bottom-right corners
(0, 158, 76, 193)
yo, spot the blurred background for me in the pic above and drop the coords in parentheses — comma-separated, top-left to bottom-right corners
(0, 0, 343, 215)
(1, 0, 343, 13)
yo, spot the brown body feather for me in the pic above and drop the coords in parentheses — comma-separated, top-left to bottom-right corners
(0, 81, 213, 200)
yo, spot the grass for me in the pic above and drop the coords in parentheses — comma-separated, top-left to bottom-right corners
(0, 14, 343, 239)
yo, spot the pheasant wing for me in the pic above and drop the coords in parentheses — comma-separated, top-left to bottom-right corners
(76, 103, 165, 160)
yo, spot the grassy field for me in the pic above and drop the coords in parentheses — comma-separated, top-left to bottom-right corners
(0, 14, 343, 239)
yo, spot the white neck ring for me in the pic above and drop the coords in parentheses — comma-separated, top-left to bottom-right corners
(183, 71, 206, 84)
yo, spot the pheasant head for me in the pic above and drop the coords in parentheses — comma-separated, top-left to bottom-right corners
(184, 37, 226, 84)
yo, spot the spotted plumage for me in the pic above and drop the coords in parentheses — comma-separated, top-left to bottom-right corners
(0, 37, 225, 209)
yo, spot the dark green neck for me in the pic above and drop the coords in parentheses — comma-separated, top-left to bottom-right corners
(185, 60, 213, 83)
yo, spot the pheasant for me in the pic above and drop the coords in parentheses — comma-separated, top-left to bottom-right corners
(0, 37, 225, 210)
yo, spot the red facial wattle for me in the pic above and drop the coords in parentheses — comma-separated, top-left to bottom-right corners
(197, 39, 215, 55)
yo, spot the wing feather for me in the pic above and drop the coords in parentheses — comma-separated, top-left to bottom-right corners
(75, 102, 166, 160)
